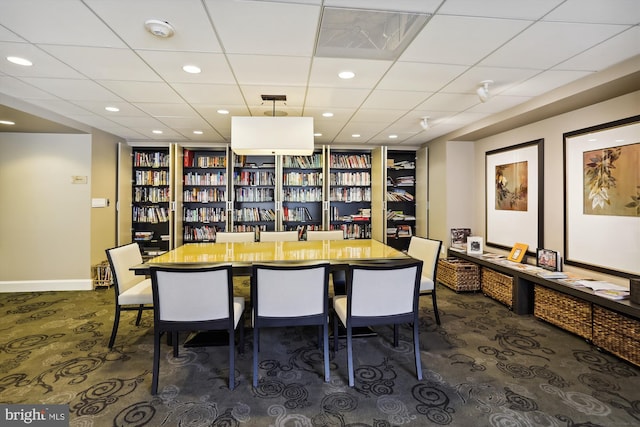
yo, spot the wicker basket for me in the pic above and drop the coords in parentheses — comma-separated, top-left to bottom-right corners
(92, 261, 113, 289)
(534, 285, 592, 340)
(437, 258, 480, 292)
(593, 305, 639, 366)
(481, 268, 513, 307)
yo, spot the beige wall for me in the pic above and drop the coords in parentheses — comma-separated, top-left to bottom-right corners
(465, 90, 639, 285)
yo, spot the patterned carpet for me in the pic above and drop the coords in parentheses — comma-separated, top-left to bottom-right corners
(0, 277, 638, 427)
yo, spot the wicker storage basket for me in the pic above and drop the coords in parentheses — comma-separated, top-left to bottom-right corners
(593, 305, 639, 366)
(92, 261, 113, 289)
(534, 285, 592, 340)
(437, 258, 480, 292)
(481, 268, 513, 308)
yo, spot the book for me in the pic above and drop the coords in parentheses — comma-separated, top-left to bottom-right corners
(594, 289, 630, 300)
(536, 271, 568, 279)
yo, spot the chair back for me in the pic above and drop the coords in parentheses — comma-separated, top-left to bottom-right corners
(348, 259, 423, 318)
(150, 265, 234, 323)
(252, 262, 330, 318)
(259, 231, 299, 242)
(407, 236, 442, 280)
(106, 243, 145, 295)
(216, 231, 255, 242)
(306, 230, 344, 241)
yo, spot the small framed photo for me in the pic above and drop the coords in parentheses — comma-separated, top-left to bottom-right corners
(536, 248, 561, 271)
(508, 242, 529, 263)
(467, 236, 483, 255)
(451, 228, 471, 249)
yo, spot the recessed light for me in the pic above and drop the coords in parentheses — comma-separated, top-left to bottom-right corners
(588, 138, 597, 142)
(0, 120, 16, 125)
(193, 130, 203, 135)
(7, 56, 32, 66)
(351, 134, 361, 138)
(152, 130, 163, 134)
(615, 139, 625, 142)
(322, 112, 334, 118)
(314, 133, 322, 137)
(389, 134, 398, 139)
(338, 70, 355, 79)
(105, 106, 120, 112)
(217, 109, 229, 115)
(182, 64, 201, 74)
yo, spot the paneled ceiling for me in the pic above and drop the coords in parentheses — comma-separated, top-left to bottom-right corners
(0, 0, 638, 147)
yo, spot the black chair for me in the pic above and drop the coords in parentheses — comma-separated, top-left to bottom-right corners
(105, 243, 153, 348)
(333, 259, 424, 387)
(149, 264, 245, 393)
(251, 262, 331, 387)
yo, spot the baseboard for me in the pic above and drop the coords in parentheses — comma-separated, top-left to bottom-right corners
(0, 279, 93, 293)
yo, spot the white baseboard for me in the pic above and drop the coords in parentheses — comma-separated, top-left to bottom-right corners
(0, 279, 93, 293)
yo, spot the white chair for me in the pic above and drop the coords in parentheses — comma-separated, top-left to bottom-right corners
(306, 230, 344, 241)
(251, 262, 331, 387)
(105, 243, 153, 349)
(215, 231, 255, 242)
(333, 259, 423, 387)
(407, 236, 443, 325)
(149, 264, 245, 393)
(306, 230, 347, 294)
(259, 231, 299, 242)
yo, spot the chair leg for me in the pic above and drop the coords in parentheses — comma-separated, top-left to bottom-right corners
(347, 324, 354, 387)
(332, 313, 338, 355)
(135, 304, 144, 325)
(152, 330, 161, 394)
(413, 319, 423, 381)
(317, 325, 322, 349)
(393, 324, 399, 347)
(253, 325, 260, 387)
(108, 306, 121, 348)
(238, 312, 245, 355)
(432, 289, 441, 325)
(229, 328, 235, 390)
(323, 322, 330, 382)
(172, 332, 179, 357)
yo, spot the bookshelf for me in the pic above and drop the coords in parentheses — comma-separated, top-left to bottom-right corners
(329, 150, 372, 239)
(182, 149, 228, 242)
(282, 151, 324, 239)
(132, 148, 171, 256)
(232, 154, 276, 237)
(386, 150, 416, 251)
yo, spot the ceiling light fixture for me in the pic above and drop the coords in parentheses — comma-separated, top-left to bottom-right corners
(182, 64, 201, 74)
(338, 70, 355, 79)
(351, 134, 361, 138)
(389, 134, 398, 139)
(105, 106, 119, 112)
(0, 120, 16, 125)
(217, 109, 229, 115)
(144, 19, 175, 38)
(477, 80, 493, 103)
(322, 112, 334, 118)
(7, 56, 32, 66)
(152, 130, 163, 134)
(193, 130, 203, 135)
(420, 116, 429, 130)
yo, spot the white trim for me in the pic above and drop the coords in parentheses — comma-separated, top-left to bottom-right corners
(0, 279, 93, 293)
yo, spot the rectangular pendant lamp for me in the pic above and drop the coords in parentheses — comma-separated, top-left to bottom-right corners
(231, 116, 314, 156)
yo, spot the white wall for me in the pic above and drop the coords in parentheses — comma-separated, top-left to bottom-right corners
(0, 133, 92, 290)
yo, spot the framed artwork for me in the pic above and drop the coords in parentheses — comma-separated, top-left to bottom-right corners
(467, 236, 483, 255)
(564, 115, 640, 278)
(507, 242, 528, 263)
(537, 248, 560, 272)
(486, 139, 544, 253)
(450, 228, 471, 249)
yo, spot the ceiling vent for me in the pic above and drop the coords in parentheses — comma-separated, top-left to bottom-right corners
(144, 20, 175, 38)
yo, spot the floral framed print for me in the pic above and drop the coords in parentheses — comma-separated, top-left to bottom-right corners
(486, 139, 544, 253)
(564, 115, 640, 278)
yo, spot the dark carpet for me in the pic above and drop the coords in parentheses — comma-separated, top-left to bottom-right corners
(0, 278, 638, 426)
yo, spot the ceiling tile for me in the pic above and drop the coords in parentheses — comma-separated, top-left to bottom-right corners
(361, 90, 429, 109)
(438, 0, 563, 20)
(227, 55, 311, 86)
(416, 93, 480, 112)
(503, 70, 595, 97)
(20, 78, 122, 101)
(305, 87, 371, 108)
(556, 27, 640, 71)
(377, 62, 468, 91)
(543, 0, 640, 25)
(171, 83, 245, 105)
(98, 81, 183, 103)
(0, 42, 84, 79)
(308, 57, 392, 88)
(240, 86, 308, 107)
(136, 51, 235, 84)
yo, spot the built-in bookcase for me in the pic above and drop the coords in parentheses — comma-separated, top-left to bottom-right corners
(132, 148, 171, 255)
(232, 154, 276, 236)
(282, 151, 324, 239)
(329, 150, 372, 239)
(182, 149, 228, 242)
(386, 150, 416, 251)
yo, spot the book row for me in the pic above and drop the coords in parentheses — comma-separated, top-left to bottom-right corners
(329, 171, 371, 186)
(133, 206, 168, 223)
(235, 187, 275, 202)
(184, 171, 226, 186)
(183, 188, 226, 203)
(330, 187, 372, 202)
(283, 187, 323, 202)
(233, 207, 276, 222)
(134, 187, 170, 203)
(330, 154, 371, 169)
(183, 207, 226, 223)
(282, 154, 323, 169)
(134, 151, 170, 168)
(283, 171, 323, 186)
(233, 171, 276, 186)
(135, 170, 170, 186)
(183, 150, 226, 168)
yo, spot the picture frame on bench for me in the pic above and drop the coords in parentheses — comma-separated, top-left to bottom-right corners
(536, 248, 561, 272)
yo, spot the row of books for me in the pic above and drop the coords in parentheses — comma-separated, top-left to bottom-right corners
(283, 187, 323, 202)
(134, 151, 170, 168)
(134, 187, 170, 203)
(183, 188, 226, 203)
(283, 171, 323, 186)
(283, 206, 314, 222)
(329, 171, 371, 186)
(133, 206, 168, 223)
(183, 207, 226, 223)
(233, 207, 276, 222)
(183, 150, 226, 168)
(387, 159, 415, 170)
(332, 223, 372, 239)
(329, 187, 372, 202)
(387, 189, 414, 201)
(387, 176, 415, 186)
(184, 172, 226, 186)
(135, 170, 169, 186)
(183, 225, 218, 242)
(330, 154, 371, 169)
(232, 224, 266, 233)
(282, 154, 323, 169)
(234, 187, 275, 202)
(387, 211, 416, 221)
(233, 171, 276, 186)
